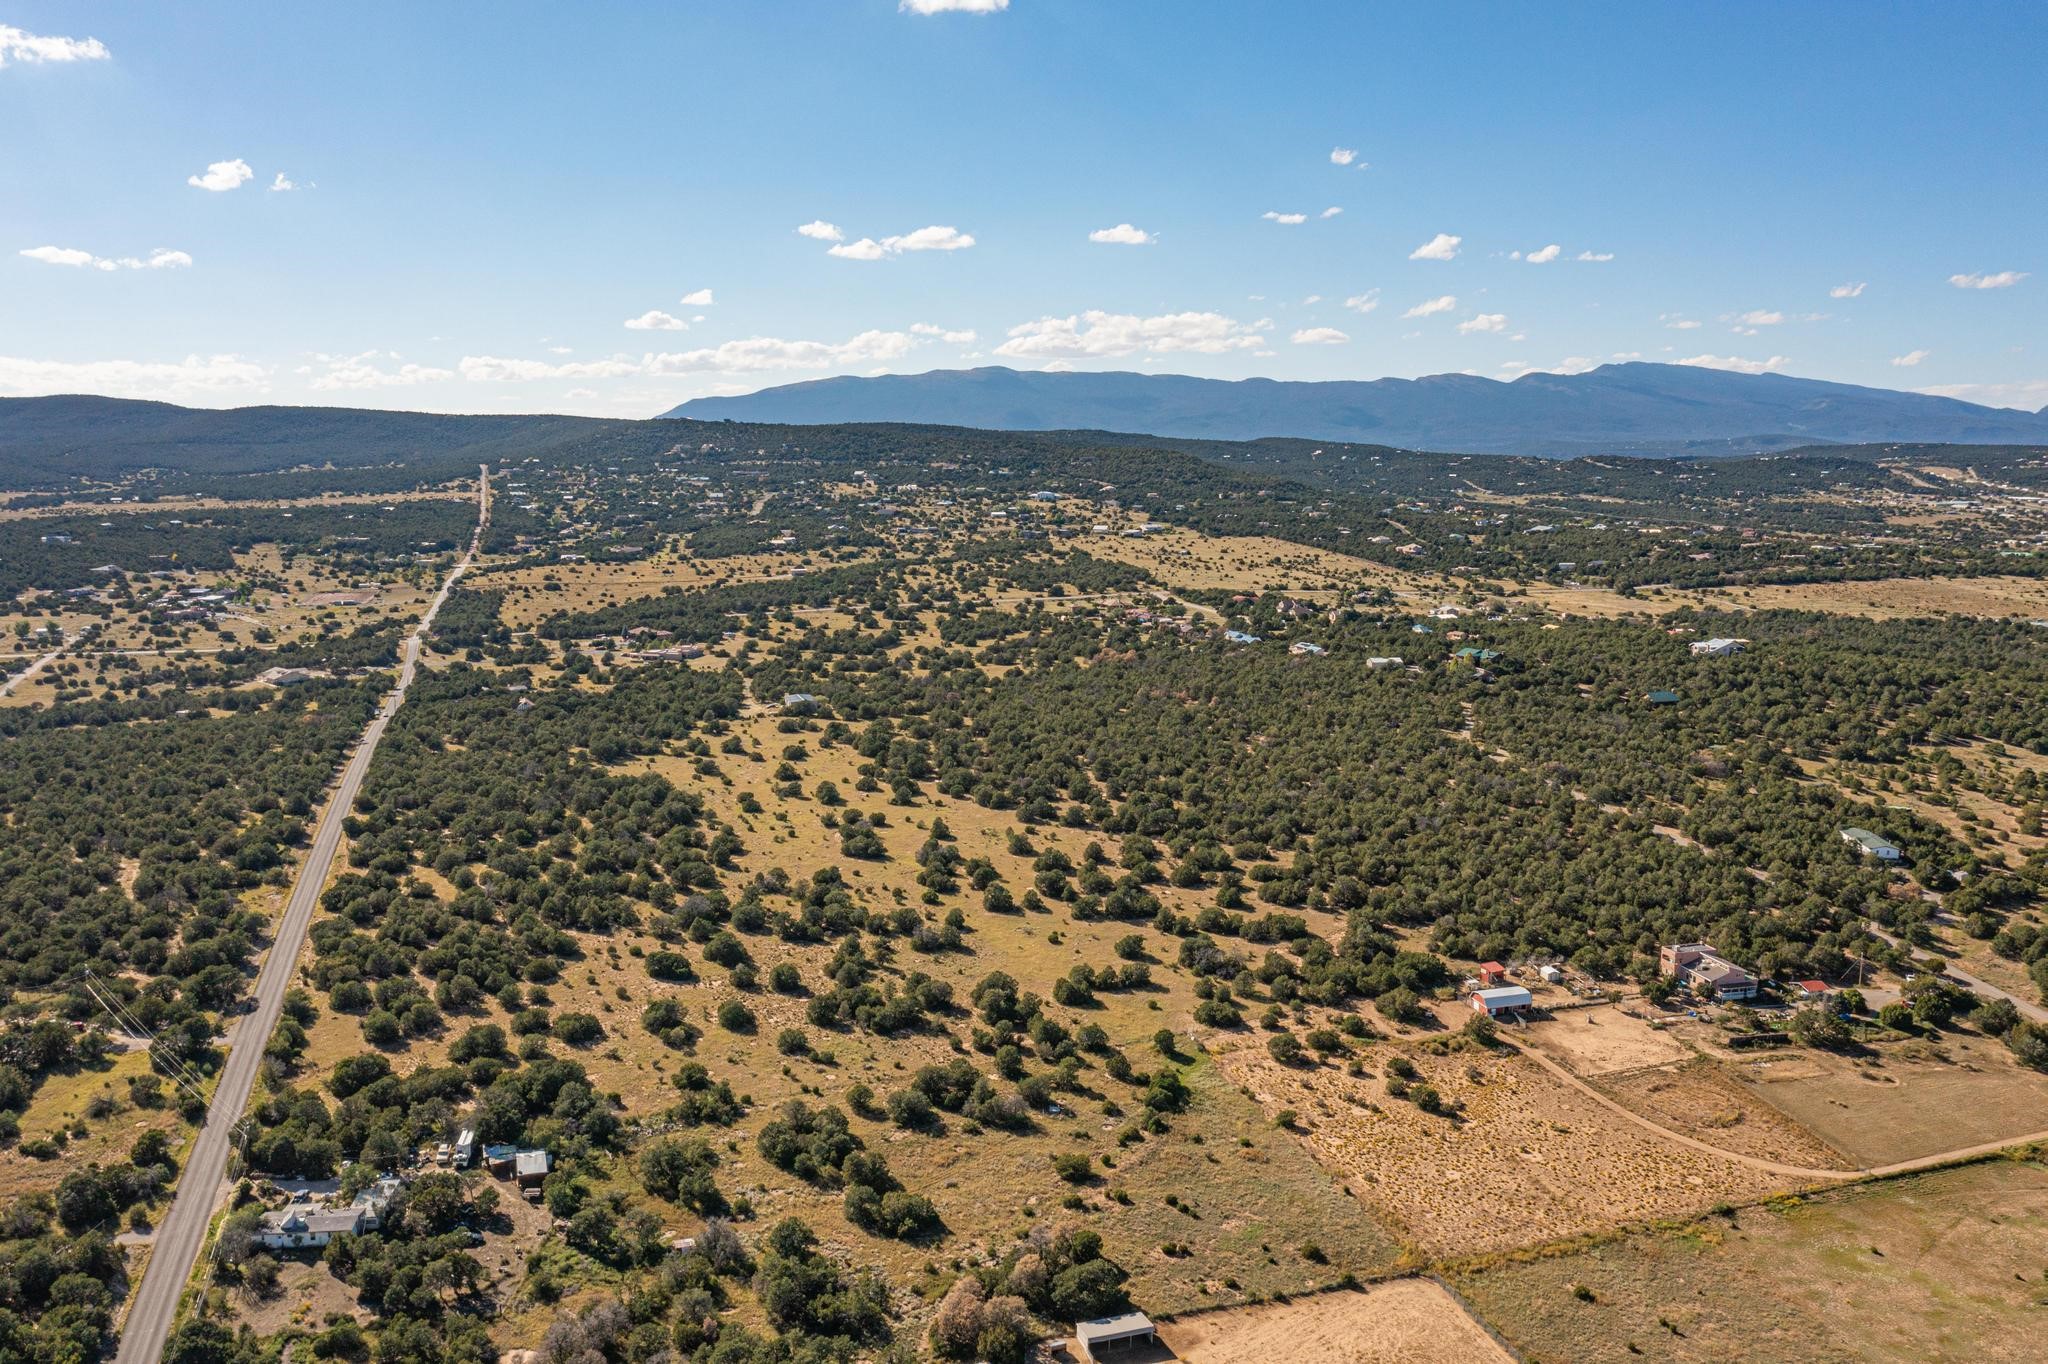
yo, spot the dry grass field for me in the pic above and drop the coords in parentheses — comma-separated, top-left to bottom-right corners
(1724, 1034, 2048, 1167)
(486, 550, 870, 628)
(1153, 1279, 1514, 1364)
(1086, 528, 1445, 599)
(1212, 1034, 1794, 1257)
(1449, 1155, 2048, 1364)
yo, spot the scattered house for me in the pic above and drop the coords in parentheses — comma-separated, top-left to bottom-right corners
(1450, 646, 1501, 666)
(514, 1149, 551, 1191)
(483, 1144, 519, 1177)
(1472, 985, 1534, 1017)
(1660, 942, 1759, 1002)
(1029, 490, 1060, 502)
(1365, 656, 1405, 669)
(1646, 689, 1680, 706)
(1690, 637, 1744, 657)
(254, 1203, 366, 1250)
(38, 533, 72, 545)
(255, 666, 327, 687)
(1790, 979, 1832, 1004)
(1538, 964, 1565, 985)
(781, 692, 819, 713)
(1477, 961, 1508, 987)
(1288, 641, 1327, 656)
(1223, 630, 1261, 645)
(1074, 1312, 1157, 1362)
(1840, 827, 1902, 861)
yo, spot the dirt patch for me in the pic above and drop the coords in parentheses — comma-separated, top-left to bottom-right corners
(1158, 1279, 1513, 1364)
(1596, 1059, 1852, 1169)
(1523, 1005, 1691, 1077)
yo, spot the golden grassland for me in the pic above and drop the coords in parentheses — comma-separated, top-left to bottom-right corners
(1153, 1278, 1514, 1364)
(1448, 1155, 2048, 1364)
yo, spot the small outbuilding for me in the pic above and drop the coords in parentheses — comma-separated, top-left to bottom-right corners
(1075, 1312, 1157, 1361)
(1472, 985, 1533, 1016)
(1477, 961, 1508, 987)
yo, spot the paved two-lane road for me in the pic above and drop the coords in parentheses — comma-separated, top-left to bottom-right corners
(116, 468, 488, 1363)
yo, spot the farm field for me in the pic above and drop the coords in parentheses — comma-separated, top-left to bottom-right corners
(1450, 1155, 2048, 1364)
(1153, 1279, 1514, 1364)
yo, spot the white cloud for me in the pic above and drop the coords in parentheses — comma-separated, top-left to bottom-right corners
(796, 220, 845, 242)
(1457, 312, 1508, 334)
(994, 310, 1266, 360)
(1290, 327, 1348, 345)
(0, 353, 266, 400)
(187, 158, 253, 192)
(1329, 147, 1357, 166)
(460, 329, 925, 384)
(1830, 281, 1866, 298)
(309, 351, 454, 390)
(1262, 211, 1307, 225)
(1662, 314, 1702, 330)
(269, 172, 296, 192)
(1088, 223, 1155, 245)
(1343, 289, 1380, 314)
(1523, 243, 1561, 264)
(900, 0, 1007, 12)
(0, 24, 109, 66)
(20, 245, 191, 271)
(624, 310, 687, 331)
(1677, 353, 1790, 375)
(1319, 206, 1343, 219)
(678, 288, 714, 306)
(1949, 271, 2027, 290)
(1916, 378, 2048, 410)
(827, 225, 975, 259)
(1574, 250, 1614, 262)
(911, 323, 977, 343)
(1409, 232, 1462, 261)
(1402, 294, 1457, 318)
(1731, 309, 1784, 326)
(1890, 348, 1932, 367)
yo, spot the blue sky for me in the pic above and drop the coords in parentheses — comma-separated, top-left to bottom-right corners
(3, 0, 2042, 416)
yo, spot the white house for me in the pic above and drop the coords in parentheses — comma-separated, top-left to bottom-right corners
(1690, 638, 1744, 657)
(1840, 827, 1902, 861)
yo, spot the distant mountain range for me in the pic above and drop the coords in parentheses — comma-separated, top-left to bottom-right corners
(666, 361, 2048, 457)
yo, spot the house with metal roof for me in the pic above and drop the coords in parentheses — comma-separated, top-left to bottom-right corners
(1074, 1312, 1157, 1361)
(1840, 827, 1901, 860)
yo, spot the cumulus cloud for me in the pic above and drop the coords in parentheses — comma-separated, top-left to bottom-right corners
(828, 225, 975, 259)
(1402, 294, 1457, 319)
(0, 353, 266, 400)
(1343, 289, 1380, 314)
(308, 352, 454, 390)
(1319, 206, 1343, 219)
(1329, 147, 1358, 166)
(458, 355, 645, 382)
(1661, 314, 1702, 330)
(269, 172, 297, 192)
(1890, 348, 1931, 367)
(900, 0, 1007, 12)
(1088, 223, 1155, 245)
(1915, 378, 2048, 410)
(187, 158, 253, 192)
(624, 310, 687, 331)
(20, 245, 191, 271)
(678, 288, 714, 306)
(1409, 232, 1462, 261)
(0, 24, 109, 66)
(994, 310, 1266, 360)
(1729, 309, 1785, 327)
(1677, 353, 1790, 375)
(1830, 281, 1866, 298)
(911, 323, 977, 343)
(796, 220, 845, 241)
(1574, 250, 1614, 262)
(1262, 211, 1308, 225)
(1290, 327, 1348, 345)
(1522, 243, 1561, 264)
(1457, 312, 1508, 334)
(1949, 270, 2027, 290)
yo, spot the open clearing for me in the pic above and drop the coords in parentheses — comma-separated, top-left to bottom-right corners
(1726, 1032, 2048, 1167)
(1450, 1155, 2048, 1364)
(1156, 1279, 1513, 1364)
(1215, 1037, 1794, 1257)
(1087, 528, 1445, 598)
